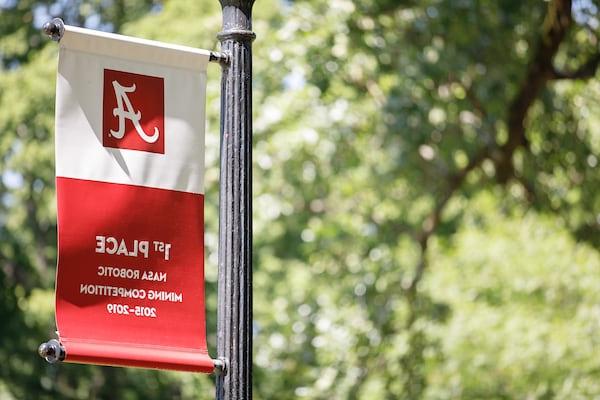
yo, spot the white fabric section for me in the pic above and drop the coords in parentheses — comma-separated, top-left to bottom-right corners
(61, 26, 210, 71)
(56, 44, 207, 194)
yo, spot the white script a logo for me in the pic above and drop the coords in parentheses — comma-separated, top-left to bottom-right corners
(110, 80, 159, 144)
(103, 69, 165, 154)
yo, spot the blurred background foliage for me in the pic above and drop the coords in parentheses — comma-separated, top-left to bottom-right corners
(1, 0, 600, 398)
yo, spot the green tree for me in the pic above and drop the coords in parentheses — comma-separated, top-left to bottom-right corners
(249, 0, 600, 398)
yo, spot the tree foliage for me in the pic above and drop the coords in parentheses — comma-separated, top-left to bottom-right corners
(1, 0, 599, 398)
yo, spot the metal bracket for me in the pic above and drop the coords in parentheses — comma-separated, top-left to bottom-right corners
(38, 339, 66, 364)
(213, 357, 228, 375)
(210, 51, 230, 65)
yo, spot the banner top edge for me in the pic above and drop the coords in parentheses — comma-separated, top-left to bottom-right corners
(61, 25, 212, 71)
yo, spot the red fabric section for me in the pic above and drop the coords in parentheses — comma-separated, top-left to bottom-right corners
(55, 177, 212, 372)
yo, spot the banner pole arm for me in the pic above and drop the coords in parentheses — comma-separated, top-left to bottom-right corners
(42, 18, 228, 64)
(38, 337, 226, 374)
(215, 0, 255, 399)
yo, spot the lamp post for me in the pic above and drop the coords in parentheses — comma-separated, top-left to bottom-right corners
(216, 1, 255, 399)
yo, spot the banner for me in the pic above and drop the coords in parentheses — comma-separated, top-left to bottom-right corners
(54, 26, 213, 372)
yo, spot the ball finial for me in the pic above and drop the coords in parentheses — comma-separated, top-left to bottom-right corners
(42, 18, 65, 41)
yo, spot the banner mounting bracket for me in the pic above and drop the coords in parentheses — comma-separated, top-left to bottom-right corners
(213, 357, 228, 375)
(209, 51, 230, 65)
(43, 18, 228, 65)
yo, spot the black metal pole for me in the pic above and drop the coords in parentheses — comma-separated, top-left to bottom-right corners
(216, 1, 255, 399)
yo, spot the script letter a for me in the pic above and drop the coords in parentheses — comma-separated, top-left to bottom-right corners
(110, 80, 160, 143)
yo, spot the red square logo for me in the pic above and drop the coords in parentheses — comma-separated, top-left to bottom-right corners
(103, 69, 165, 154)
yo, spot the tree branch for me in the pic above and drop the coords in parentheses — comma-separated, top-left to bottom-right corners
(407, 146, 490, 294)
(406, 0, 575, 295)
(550, 53, 600, 80)
(496, 0, 573, 182)
(464, 83, 488, 119)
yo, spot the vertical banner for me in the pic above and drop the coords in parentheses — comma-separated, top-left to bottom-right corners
(54, 26, 213, 372)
